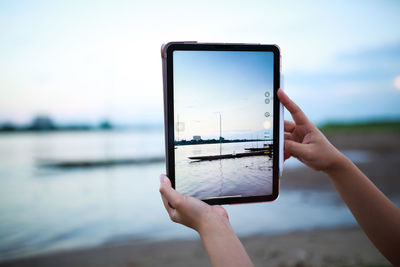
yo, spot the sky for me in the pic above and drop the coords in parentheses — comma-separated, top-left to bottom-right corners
(0, 0, 400, 126)
(174, 51, 274, 140)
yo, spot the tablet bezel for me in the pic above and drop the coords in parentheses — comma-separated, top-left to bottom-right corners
(162, 42, 281, 205)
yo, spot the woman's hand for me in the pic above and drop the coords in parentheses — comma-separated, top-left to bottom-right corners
(159, 174, 229, 234)
(277, 89, 345, 172)
(159, 174, 254, 267)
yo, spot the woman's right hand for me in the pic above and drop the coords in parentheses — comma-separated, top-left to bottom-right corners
(159, 174, 229, 234)
(159, 174, 254, 267)
(277, 89, 346, 172)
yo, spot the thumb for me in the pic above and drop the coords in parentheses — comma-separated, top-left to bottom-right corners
(284, 140, 310, 160)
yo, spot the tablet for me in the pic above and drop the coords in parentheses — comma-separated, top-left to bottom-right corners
(162, 42, 282, 205)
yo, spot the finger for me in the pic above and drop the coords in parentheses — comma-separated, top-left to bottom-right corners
(159, 174, 172, 186)
(160, 193, 174, 214)
(284, 120, 295, 133)
(284, 132, 294, 141)
(160, 194, 181, 223)
(159, 175, 183, 207)
(159, 174, 174, 211)
(284, 151, 291, 161)
(284, 139, 310, 159)
(277, 89, 308, 125)
(283, 134, 293, 161)
(159, 175, 175, 210)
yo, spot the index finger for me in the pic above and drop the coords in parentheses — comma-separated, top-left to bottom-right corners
(277, 89, 309, 125)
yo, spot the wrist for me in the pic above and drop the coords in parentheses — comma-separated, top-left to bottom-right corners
(324, 151, 352, 177)
(198, 212, 232, 239)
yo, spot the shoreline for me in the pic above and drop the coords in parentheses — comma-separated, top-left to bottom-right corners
(0, 226, 390, 267)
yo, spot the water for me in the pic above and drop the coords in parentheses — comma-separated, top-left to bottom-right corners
(175, 142, 272, 199)
(0, 131, 371, 261)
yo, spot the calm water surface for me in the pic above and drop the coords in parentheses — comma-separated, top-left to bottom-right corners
(175, 142, 273, 199)
(0, 131, 368, 261)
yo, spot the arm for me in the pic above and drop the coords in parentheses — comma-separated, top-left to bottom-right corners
(159, 175, 253, 267)
(326, 156, 400, 266)
(278, 89, 400, 266)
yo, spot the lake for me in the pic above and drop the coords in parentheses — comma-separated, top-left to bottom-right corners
(0, 130, 360, 261)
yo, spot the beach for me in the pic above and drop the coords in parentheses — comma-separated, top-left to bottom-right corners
(1, 227, 390, 267)
(1, 131, 399, 266)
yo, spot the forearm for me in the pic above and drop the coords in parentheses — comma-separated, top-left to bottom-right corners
(199, 219, 253, 267)
(326, 154, 400, 265)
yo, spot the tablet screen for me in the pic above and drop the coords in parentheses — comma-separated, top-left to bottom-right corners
(172, 50, 275, 201)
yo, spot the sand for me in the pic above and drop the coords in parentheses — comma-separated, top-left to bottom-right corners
(1, 227, 391, 267)
(1, 132, 399, 267)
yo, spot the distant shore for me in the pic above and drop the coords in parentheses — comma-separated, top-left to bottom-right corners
(2, 119, 399, 133)
(175, 138, 270, 146)
(0, 126, 163, 134)
(0, 115, 163, 133)
(320, 119, 400, 133)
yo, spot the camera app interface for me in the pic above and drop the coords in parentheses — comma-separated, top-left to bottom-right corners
(173, 50, 274, 200)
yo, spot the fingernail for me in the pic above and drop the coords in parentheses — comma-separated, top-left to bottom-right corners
(159, 174, 165, 184)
